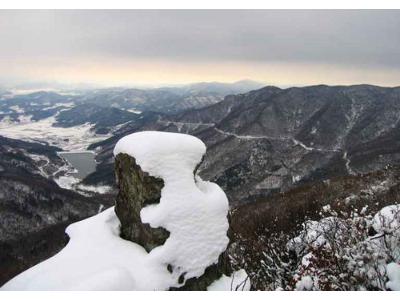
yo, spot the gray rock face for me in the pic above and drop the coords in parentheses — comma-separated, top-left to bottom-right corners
(114, 152, 232, 290)
(114, 153, 169, 252)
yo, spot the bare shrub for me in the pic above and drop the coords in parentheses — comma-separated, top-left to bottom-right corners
(229, 205, 400, 290)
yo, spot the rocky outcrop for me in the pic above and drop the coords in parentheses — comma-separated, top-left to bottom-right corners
(114, 151, 233, 290)
(114, 153, 169, 252)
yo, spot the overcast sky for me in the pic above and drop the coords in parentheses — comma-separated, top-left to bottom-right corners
(0, 10, 399, 87)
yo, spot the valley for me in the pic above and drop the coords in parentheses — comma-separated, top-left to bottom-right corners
(83, 84, 400, 205)
(1, 82, 400, 289)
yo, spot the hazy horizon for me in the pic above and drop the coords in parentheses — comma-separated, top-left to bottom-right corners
(1, 10, 400, 88)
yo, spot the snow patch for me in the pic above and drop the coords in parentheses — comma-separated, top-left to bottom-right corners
(54, 175, 112, 195)
(344, 194, 358, 205)
(126, 109, 142, 114)
(292, 175, 301, 183)
(292, 138, 314, 151)
(0, 115, 16, 126)
(295, 275, 314, 291)
(98, 204, 105, 214)
(25, 153, 51, 177)
(343, 151, 356, 176)
(207, 269, 250, 291)
(17, 114, 33, 124)
(54, 175, 80, 190)
(322, 204, 331, 212)
(311, 127, 317, 134)
(288, 217, 347, 255)
(76, 184, 113, 195)
(372, 205, 400, 232)
(386, 263, 400, 291)
(42, 102, 75, 110)
(9, 105, 24, 113)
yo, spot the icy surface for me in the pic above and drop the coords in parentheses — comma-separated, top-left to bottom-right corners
(3, 131, 230, 290)
(207, 269, 250, 291)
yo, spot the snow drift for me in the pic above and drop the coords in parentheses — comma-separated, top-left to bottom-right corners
(1, 131, 235, 290)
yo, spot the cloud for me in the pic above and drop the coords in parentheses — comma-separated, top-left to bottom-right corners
(0, 10, 399, 86)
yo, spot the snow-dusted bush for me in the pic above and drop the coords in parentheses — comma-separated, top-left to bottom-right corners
(230, 204, 400, 290)
(228, 230, 295, 290)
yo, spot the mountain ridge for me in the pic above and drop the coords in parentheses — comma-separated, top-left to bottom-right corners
(84, 84, 400, 205)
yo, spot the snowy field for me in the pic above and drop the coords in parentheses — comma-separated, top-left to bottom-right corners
(0, 116, 111, 151)
(0, 113, 114, 193)
(54, 174, 112, 195)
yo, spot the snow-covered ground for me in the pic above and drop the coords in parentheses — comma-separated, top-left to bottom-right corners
(2, 131, 245, 291)
(54, 175, 80, 190)
(343, 151, 357, 175)
(41, 102, 75, 110)
(125, 108, 142, 114)
(386, 263, 400, 291)
(1, 207, 172, 290)
(0, 116, 111, 151)
(207, 269, 250, 291)
(0, 109, 116, 192)
(24, 152, 54, 178)
(54, 174, 112, 195)
(75, 183, 113, 195)
(9, 105, 25, 113)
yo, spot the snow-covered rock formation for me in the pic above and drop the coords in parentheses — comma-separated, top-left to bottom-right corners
(2, 131, 244, 290)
